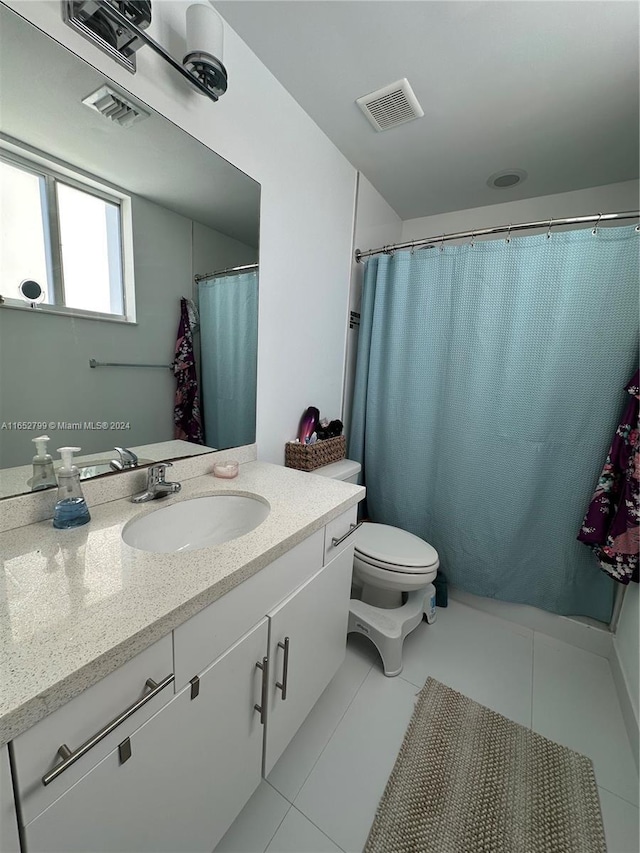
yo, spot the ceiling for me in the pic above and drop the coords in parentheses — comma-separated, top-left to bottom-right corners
(216, 0, 640, 220)
(0, 4, 260, 246)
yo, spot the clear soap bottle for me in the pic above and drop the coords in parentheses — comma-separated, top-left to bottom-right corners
(53, 447, 91, 529)
(31, 435, 57, 491)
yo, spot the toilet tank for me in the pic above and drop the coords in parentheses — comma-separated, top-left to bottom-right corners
(312, 459, 361, 484)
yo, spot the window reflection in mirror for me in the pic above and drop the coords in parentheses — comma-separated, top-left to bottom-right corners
(1, 149, 130, 319)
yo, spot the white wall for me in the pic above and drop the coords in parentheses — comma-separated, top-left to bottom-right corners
(342, 174, 402, 439)
(3, 0, 357, 465)
(192, 223, 257, 290)
(401, 180, 639, 243)
(615, 584, 639, 722)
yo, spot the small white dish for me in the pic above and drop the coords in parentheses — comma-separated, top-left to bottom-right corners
(212, 460, 239, 479)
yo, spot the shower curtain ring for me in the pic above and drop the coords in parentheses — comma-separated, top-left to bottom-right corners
(635, 223, 639, 232)
(440, 234, 445, 252)
(470, 231, 475, 248)
(592, 213, 603, 236)
(506, 223, 512, 244)
(546, 218, 553, 239)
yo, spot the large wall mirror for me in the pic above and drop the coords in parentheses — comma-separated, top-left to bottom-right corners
(0, 5, 261, 499)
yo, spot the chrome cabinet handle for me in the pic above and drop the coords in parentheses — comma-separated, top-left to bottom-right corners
(254, 657, 269, 725)
(42, 674, 174, 786)
(275, 637, 290, 701)
(331, 521, 363, 548)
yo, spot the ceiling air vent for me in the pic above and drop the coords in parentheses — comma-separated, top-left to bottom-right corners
(356, 78, 424, 132)
(81, 85, 150, 128)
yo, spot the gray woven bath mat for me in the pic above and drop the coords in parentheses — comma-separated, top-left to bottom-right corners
(364, 678, 606, 853)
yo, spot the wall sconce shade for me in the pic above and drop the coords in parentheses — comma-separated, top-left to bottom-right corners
(183, 4, 227, 99)
(63, 1, 228, 102)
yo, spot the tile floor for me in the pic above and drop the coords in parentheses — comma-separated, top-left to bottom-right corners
(215, 599, 639, 853)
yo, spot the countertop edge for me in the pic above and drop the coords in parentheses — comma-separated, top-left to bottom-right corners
(0, 490, 362, 746)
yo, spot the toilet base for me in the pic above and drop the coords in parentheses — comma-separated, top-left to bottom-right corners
(347, 589, 428, 677)
(360, 583, 403, 609)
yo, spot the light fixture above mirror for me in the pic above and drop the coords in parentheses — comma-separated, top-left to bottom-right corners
(63, 0, 228, 101)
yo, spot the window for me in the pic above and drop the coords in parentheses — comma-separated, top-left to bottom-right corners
(0, 145, 134, 321)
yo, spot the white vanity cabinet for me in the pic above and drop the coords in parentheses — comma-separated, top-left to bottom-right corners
(22, 619, 269, 853)
(264, 546, 354, 774)
(9, 506, 360, 853)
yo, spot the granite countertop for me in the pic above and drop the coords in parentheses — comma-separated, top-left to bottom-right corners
(0, 461, 365, 745)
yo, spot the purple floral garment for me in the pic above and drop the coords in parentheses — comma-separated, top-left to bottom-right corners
(173, 297, 204, 445)
(578, 370, 639, 584)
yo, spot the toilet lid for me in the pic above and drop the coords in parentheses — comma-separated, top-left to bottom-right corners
(354, 523, 439, 570)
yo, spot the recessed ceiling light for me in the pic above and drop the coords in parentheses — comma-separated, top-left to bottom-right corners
(487, 169, 528, 189)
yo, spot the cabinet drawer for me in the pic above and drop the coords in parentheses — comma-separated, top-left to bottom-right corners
(173, 530, 324, 689)
(323, 506, 359, 565)
(12, 634, 173, 825)
(22, 622, 268, 853)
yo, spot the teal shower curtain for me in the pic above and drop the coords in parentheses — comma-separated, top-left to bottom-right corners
(349, 225, 639, 621)
(198, 270, 258, 449)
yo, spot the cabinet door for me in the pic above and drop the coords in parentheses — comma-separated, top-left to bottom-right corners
(1, 744, 20, 853)
(24, 619, 268, 853)
(264, 547, 353, 775)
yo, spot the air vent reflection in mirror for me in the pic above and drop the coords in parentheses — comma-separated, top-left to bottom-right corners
(81, 85, 151, 128)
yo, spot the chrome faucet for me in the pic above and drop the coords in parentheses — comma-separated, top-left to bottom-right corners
(110, 447, 139, 471)
(131, 462, 181, 503)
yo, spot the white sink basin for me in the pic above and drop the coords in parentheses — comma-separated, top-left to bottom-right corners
(122, 494, 270, 553)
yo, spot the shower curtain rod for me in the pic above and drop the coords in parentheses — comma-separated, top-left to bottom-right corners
(355, 209, 640, 262)
(194, 263, 259, 282)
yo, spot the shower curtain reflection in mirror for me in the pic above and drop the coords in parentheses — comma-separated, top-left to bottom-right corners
(198, 270, 258, 449)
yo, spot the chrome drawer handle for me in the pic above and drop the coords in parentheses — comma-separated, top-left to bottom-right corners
(42, 674, 174, 786)
(276, 637, 290, 701)
(331, 521, 363, 548)
(254, 656, 269, 725)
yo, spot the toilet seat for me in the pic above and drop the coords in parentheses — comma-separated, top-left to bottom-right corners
(354, 523, 439, 572)
(355, 551, 439, 575)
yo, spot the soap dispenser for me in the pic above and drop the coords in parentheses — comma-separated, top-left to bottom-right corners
(31, 435, 57, 491)
(53, 447, 91, 529)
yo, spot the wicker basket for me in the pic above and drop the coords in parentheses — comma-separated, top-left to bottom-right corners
(285, 435, 346, 472)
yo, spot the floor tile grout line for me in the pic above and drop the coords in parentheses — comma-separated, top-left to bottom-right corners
(289, 667, 421, 851)
(530, 625, 613, 661)
(397, 671, 424, 691)
(289, 659, 374, 797)
(597, 782, 640, 809)
(446, 599, 535, 642)
(289, 803, 348, 852)
(266, 778, 294, 806)
(260, 794, 293, 853)
(280, 656, 375, 808)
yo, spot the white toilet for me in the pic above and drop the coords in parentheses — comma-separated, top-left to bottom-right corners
(314, 459, 440, 677)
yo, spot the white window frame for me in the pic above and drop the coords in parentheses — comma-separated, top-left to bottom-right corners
(0, 136, 136, 323)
